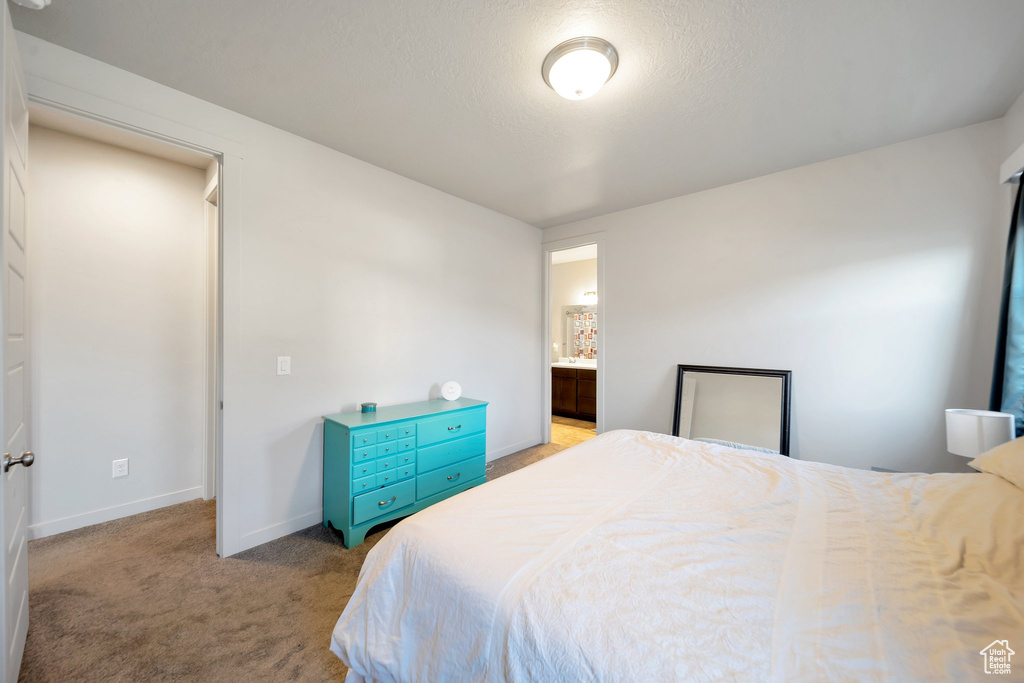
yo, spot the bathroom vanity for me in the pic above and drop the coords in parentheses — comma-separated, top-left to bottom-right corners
(551, 363, 596, 421)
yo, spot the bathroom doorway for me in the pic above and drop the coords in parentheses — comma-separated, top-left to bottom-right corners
(542, 236, 605, 446)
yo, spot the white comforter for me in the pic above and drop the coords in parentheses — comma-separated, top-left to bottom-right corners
(331, 430, 1024, 681)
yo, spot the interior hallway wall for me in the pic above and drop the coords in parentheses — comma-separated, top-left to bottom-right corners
(27, 125, 207, 537)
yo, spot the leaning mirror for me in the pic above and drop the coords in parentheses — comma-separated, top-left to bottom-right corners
(672, 365, 792, 455)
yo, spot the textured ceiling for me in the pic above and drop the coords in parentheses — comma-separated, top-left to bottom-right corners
(12, 1, 1024, 228)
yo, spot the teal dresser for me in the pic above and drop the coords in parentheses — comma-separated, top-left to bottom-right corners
(323, 398, 488, 548)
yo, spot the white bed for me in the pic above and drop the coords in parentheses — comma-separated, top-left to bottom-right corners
(331, 430, 1024, 681)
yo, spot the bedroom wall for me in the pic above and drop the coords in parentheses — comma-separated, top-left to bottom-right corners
(549, 258, 597, 360)
(18, 33, 542, 553)
(27, 126, 207, 537)
(544, 120, 1004, 474)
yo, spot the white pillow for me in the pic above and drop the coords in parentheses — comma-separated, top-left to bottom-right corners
(969, 435, 1024, 490)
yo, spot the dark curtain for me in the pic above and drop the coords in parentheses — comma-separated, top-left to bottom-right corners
(990, 180, 1024, 436)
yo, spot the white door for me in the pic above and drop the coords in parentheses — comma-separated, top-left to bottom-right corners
(0, 3, 30, 681)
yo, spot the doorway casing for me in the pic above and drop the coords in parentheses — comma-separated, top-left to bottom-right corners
(542, 233, 606, 443)
(202, 174, 219, 501)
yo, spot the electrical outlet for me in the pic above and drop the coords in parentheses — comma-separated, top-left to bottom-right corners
(277, 356, 291, 375)
(112, 458, 129, 478)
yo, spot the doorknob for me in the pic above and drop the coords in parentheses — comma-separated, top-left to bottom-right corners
(3, 451, 34, 473)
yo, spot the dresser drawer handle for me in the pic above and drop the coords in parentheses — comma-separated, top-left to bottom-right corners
(448, 425, 461, 431)
(447, 472, 461, 481)
(378, 496, 397, 507)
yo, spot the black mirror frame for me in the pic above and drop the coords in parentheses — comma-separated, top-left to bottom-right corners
(671, 364, 793, 456)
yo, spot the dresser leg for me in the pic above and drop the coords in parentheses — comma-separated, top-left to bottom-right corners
(345, 527, 367, 549)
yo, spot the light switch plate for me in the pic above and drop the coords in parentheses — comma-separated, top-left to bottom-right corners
(277, 356, 291, 375)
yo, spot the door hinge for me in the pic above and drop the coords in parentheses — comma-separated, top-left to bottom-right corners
(220, 401, 223, 410)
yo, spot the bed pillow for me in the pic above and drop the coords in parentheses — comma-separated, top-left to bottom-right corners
(968, 436, 1024, 490)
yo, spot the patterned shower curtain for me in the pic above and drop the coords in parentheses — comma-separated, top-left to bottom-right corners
(991, 181, 1024, 436)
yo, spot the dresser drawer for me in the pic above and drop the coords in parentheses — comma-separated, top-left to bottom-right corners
(397, 452, 415, 467)
(353, 446, 377, 464)
(377, 427, 400, 443)
(396, 437, 416, 453)
(377, 441, 399, 457)
(395, 423, 416, 439)
(352, 479, 415, 525)
(417, 456, 485, 500)
(397, 464, 415, 480)
(417, 409, 486, 446)
(377, 457, 397, 472)
(376, 471, 399, 487)
(353, 474, 376, 493)
(352, 461, 376, 479)
(418, 432, 485, 473)
(352, 431, 377, 448)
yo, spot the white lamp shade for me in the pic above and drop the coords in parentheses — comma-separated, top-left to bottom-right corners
(945, 409, 1015, 458)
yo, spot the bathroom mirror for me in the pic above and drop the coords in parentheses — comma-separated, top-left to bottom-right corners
(672, 364, 792, 455)
(561, 305, 597, 360)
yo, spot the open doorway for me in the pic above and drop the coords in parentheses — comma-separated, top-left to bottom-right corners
(543, 236, 605, 447)
(25, 104, 221, 543)
(550, 245, 598, 445)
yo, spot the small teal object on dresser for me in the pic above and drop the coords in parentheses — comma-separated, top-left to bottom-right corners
(323, 398, 488, 548)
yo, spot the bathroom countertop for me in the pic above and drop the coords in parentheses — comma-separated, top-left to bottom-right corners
(551, 361, 597, 370)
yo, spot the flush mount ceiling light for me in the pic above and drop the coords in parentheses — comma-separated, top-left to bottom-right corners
(542, 37, 618, 100)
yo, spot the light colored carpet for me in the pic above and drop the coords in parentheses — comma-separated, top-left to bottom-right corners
(19, 437, 574, 682)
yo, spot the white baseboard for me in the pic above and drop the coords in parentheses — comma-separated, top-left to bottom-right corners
(487, 438, 540, 462)
(238, 509, 323, 552)
(28, 486, 204, 540)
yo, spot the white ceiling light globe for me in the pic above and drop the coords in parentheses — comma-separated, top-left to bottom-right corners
(543, 37, 618, 101)
(548, 49, 611, 100)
